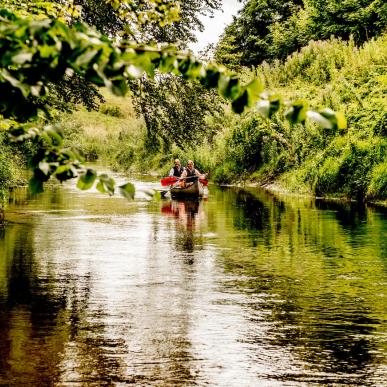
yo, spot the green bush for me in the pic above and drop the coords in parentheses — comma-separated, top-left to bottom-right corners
(367, 162, 387, 200)
(213, 162, 237, 184)
(314, 137, 386, 199)
(99, 104, 124, 118)
(0, 151, 13, 188)
(113, 146, 135, 170)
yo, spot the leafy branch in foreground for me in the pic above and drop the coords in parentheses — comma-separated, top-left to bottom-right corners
(0, 9, 346, 196)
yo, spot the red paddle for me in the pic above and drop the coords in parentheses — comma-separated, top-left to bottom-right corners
(160, 176, 178, 186)
(160, 176, 209, 186)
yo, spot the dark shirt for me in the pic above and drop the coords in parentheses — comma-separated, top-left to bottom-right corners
(172, 166, 184, 177)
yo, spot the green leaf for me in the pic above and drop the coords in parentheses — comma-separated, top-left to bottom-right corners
(256, 96, 281, 118)
(318, 108, 347, 130)
(231, 90, 248, 114)
(54, 164, 77, 182)
(200, 67, 220, 88)
(158, 55, 178, 73)
(38, 161, 50, 176)
(178, 58, 191, 76)
(256, 100, 270, 118)
(335, 111, 347, 130)
(268, 96, 281, 117)
(38, 126, 64, 147)
(285, 100, 308, 124)
(77, 169, 97, 190)
(119, 182, 135, 200)
(97, 174, 115, 195)
(143, 189, 161, 201)
(29, 175, 44, 194)
(246, 79, 264, 107)
(306, 111, 333, 129)
(110, 78, 128, 96)
(74, 49, 99, 67)
(219, 75, 240, 100)
(12, 51, 33, 64)
(96, 181, 106, 194)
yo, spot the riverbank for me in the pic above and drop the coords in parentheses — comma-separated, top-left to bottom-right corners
(217, 178, 387, 208)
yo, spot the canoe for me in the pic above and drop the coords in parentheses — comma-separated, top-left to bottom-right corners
(170, 179, 204, 199)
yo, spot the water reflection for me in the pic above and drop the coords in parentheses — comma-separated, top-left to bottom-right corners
(217, 188, 387, 383)
(161, 199, 204, 256)
(0, 182, 386, 385)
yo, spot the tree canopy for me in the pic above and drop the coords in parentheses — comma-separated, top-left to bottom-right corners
(215, 0, 387, 68)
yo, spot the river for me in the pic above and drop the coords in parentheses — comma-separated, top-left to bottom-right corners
(0, 171, 386, 386)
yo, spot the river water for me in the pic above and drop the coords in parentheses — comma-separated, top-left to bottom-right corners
(0, 172, 386, 386)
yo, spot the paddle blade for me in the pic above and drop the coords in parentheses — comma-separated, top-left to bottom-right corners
(199, 178, 209, 186)
(161, 176, 178, 186)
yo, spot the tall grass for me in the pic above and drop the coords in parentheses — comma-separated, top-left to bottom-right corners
(59, 89, 147, 172)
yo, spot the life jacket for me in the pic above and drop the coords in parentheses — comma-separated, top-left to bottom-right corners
(173, 166, 184, 177)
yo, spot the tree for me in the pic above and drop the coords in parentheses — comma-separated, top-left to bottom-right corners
(131, 75, 223, 151)
(306, 0, 387, 44)
(215, 0, 387, 68)
(117, 0, 224, 150)
(215, 0, 304, 67)
(62, 0, 224, 149)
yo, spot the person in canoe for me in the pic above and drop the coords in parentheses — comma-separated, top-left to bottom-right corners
(180, 160, 205, 187)
(169, 158, 185, 177)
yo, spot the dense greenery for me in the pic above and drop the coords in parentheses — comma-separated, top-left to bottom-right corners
(63, 37, 386, 203)
(130, 76, 223, 150)
(76, 35, 385, 202)
(215, 0, 387, 68)
(202, 36, 387, 201)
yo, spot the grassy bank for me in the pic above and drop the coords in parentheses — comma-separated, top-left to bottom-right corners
(59, 91, 144, 169)
(191, 35, 387, 202)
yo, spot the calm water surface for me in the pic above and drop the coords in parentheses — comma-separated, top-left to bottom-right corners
(0, 173, 386, 386)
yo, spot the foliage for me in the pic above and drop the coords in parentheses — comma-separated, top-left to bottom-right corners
(367, 162, 387, 200)
(0, 0, 106, 111)
(188, 35, 387, 201)
(313, 137, 386, 199)
(100, 104, 124, 118)
(131, 75, 223, 150)
(0, 3, 347, 201)
(215, 0, 303, 67)
(306, 0, 387, 44)
(59, 92, 144, 168)
(0, 132, 26, 189)
(215, 0, 387, 68)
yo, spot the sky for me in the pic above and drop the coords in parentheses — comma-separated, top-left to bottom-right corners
(188, 0, 243, 54)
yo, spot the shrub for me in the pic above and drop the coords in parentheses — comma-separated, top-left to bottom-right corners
(99, 104, 124, 118)
(314, 137, 386, 199)
(114, 146, 135, 170)
(0, 151, 13, 188)
(367, 162, 387, 200)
